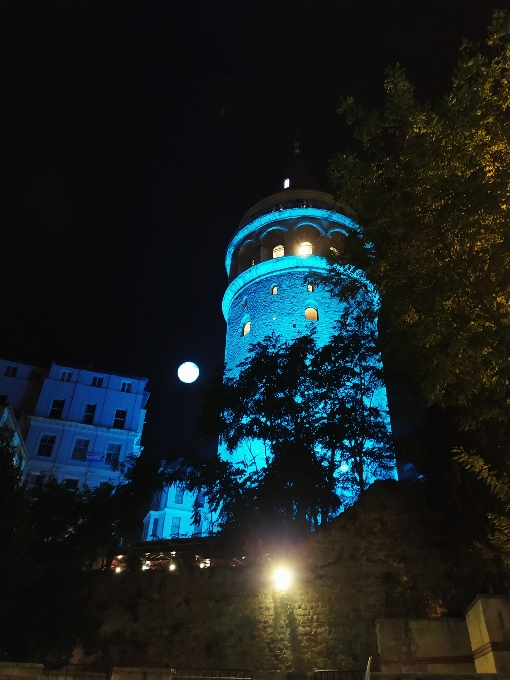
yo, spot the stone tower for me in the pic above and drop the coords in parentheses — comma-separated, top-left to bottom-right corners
(223, 146, 357, 377)
(221, 147, 392, 477)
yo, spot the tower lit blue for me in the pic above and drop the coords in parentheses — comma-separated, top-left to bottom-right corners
(221, 160, 397, 495)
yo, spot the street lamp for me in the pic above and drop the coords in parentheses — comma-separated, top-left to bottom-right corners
(273, 568, 292, 591)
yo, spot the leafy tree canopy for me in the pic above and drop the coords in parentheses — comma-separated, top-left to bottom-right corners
(328, 11, 510, 433)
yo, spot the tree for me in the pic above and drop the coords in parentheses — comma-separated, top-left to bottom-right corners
(174, 305, 394, 537)
(327, 11, 510, 444)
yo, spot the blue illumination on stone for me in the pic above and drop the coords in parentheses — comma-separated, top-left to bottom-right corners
(221, 191, 397, 509)
(225, 207, 355, 275)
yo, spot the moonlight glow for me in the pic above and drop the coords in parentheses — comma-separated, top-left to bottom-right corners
(178, 362, 200, 383)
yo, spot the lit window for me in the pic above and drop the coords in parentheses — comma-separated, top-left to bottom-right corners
(171, 516, 181, 536)
(92, 376, 103, 387)
(37, 435, 56, 457)
(305, 307, 318, 321)
(242, 321, 251, 336)
(29, 370, 41, 383)
(113, 409, 127, 429)
(106, 443, 121, 465)
(62, 478, 79, 491)
(72, 438, 90, 461)
(273, 245, 284, 258)
(4, 365, 18, 378)
(60, 370, 72, 382)
(82, 403, 96, 424)
(121, 381, 132, 393)
(307, 283, 314, 292)
(299, 241, 313, 256)
(283, 178, 290, 189)
(175, 488, 184, 504)
(271, 286, 278, 295)
(49, 399, 65, 419)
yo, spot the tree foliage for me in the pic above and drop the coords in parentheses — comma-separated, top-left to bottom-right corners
(328, 11, 510, 433)
(173, 302, 394, 538)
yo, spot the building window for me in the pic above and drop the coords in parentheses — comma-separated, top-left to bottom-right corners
(113, 409, 127, 429)
(62, 478, 79, 491)
(273, 245, 284, 258)
(49, 399, 65, 419)
(82, 403, 96, 425)
(305, 307, 319, 321)
(4, 365, 17, 378)
(242, 321, 251, 336)
(170, 516, 181, 536)
(91, 376, 103, 387)
(151, 517, 161, 538)
(121, 381, 132, 393)
(29, 370, 41, 382)
(106, 443, 121, 465)
(271, 286, 278, 295)
(174, 487, 184, 504)
(283, 178, 290, 189)
(299, 241, 313, 256)
(71, 438, 90, 461)
(192, 521, 202, 537)
(37, 435, 56, 457)
(307, 283, 314, 292)
(60, 370, 72, 382)
(29, 473, 45, 488)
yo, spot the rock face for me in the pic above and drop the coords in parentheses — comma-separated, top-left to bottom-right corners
(81, 481, 481, 671)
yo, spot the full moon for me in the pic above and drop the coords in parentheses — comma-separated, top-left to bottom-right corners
(177, 361, 200, 384)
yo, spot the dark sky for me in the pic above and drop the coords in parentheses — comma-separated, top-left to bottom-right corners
(1, 0, 508, 450)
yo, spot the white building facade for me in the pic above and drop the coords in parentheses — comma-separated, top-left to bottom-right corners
(142, 484, 215, 541)
(0, 358, 149, 489)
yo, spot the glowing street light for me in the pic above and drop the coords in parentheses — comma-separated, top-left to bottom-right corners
(273, 567, 292, 591)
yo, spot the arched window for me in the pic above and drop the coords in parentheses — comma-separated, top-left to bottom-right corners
(273, 245, 285, 258)
(242, 321, 251, 336)
(307, 283, 314, 292)
(299, 241, 313, 256)
(271, 286, 278, 295)
(305, 307, 318, 321)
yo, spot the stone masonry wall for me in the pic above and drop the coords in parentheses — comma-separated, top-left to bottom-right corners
(80, 481, 481, 672)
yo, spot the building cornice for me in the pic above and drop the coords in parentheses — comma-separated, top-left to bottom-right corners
(222, 254, 329, 320)
(225, 206, 357, 275)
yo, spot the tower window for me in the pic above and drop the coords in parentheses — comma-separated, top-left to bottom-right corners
(307, 283, 314, 292)
(121, 381, 132, 393)
(92, 376, 104, 388)
(242, 321, 251, 336)
(60, 370, 72, 382)
(271, 286, 278, 295)
(273, 245, 284, 258)
(305, 307, 318, 321)
(4, 365, 18, 378)
(283, 178, 290, 189)
(299, 241, 313, 256)
(49, 399, 65, 419)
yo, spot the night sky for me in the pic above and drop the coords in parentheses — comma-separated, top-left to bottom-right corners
(1, 0, 508, 450)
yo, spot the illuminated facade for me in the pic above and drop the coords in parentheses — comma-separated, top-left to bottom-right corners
(221, 154, 396, 486)
(0, 358, 149, 489)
